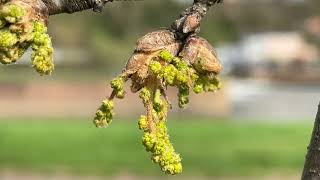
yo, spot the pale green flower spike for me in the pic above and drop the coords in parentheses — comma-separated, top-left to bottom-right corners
(0, 6, 26, 63)
(0, 4, 25, 23)
(139, 87, 151, 104)
(111, 76, 125, 98)
(93, 99, 114, 128)
(0, 28, 17, 49)
(31, 22, 54, 75)
(139, 87, 182, 175)
(138, 115, 148, 131)
(31, 46, 54, 75)
(153, 89, 163, 112)
(178, 87, 189, 108)
(194, 75, 221, 93)
(193, 83, 204, 94)
(33, 21, 47, 33)
(0, 3, 54, 75)
(94, 49, 221, 175)
(161, 64, 177, 85)
(149, 61, 162, 74)
(159, 50, 173, 63)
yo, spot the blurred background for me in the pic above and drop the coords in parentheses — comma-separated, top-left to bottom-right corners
(0, 0, 320, 179)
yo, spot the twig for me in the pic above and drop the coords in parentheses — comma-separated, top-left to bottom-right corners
(40, 0, 222, 23)
(41, 0, 113, 15)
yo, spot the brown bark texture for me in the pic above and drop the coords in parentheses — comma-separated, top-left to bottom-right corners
(35, 0, 223, 39)
(41, 0, 222, 15)
(302, 103, 320, 180)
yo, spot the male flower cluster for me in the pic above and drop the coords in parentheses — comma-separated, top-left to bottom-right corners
(139, 88, 182, 175)
(93, 99, 114, 128)
(0, 2, 54, 75)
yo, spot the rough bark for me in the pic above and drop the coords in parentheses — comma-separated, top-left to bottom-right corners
(40, 0, 222, 16)
(38, 0, 223, 42)
(302, 103, 320, 180)
(171, 0, 222, 37)
(41, 0, 113, 15)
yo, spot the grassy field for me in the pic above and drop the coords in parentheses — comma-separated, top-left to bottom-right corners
(0, 118, 313, 178)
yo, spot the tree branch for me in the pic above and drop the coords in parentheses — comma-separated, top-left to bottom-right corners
(39, 0, 223, 39)
(41, 0, 113, 15)
(41, 0, 222, 18)
(302, 103, 320, 180)
(171, 0, 222, 38)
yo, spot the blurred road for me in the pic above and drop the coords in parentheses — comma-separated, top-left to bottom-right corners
(229, 79, 320, 121)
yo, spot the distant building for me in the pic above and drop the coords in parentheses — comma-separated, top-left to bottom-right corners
(217, 32, 319, 78)
(241, 32, 318, 64)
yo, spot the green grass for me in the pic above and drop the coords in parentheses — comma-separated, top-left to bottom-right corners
(0, 118, 312, 177)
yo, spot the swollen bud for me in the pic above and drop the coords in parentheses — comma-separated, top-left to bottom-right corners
(125, 29, 182, 93)
(125, 52, 157, 93)
(180, 36, 222, 75)
(135, 29, 182, 54)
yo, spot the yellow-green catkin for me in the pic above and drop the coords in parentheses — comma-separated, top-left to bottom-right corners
(149, 61, 162, 75)
(0, 4, 26, 64)
(193, 75, 221, 93)
(151, 50, 191, 88)
(138, 115, 148, 131)
(111, 76, 126, 99)
(153, 89, 163, 112)
(93, 50, 221, 175)
(159, 50, 173, 63)
(0, 4, 25, 23)
(139, 87, 182, 175)
(93, 99, 114, 128)
(152, 121, 182, 175)
(139, 87, 151, 105)
(0, 28, 18, 63)
(142, 50, 222, 173)
(0, 28, 17, 49)
(31, 22, 54, 75)
(161, 64, 177, 85)
(178, 87, 189, 108)
(153, 89, 167, 121)
(0, 3, 54, 75)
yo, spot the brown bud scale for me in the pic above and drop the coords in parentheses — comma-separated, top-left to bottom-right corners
(135, 29, 181, 53)
(180, 36, 222, 74)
